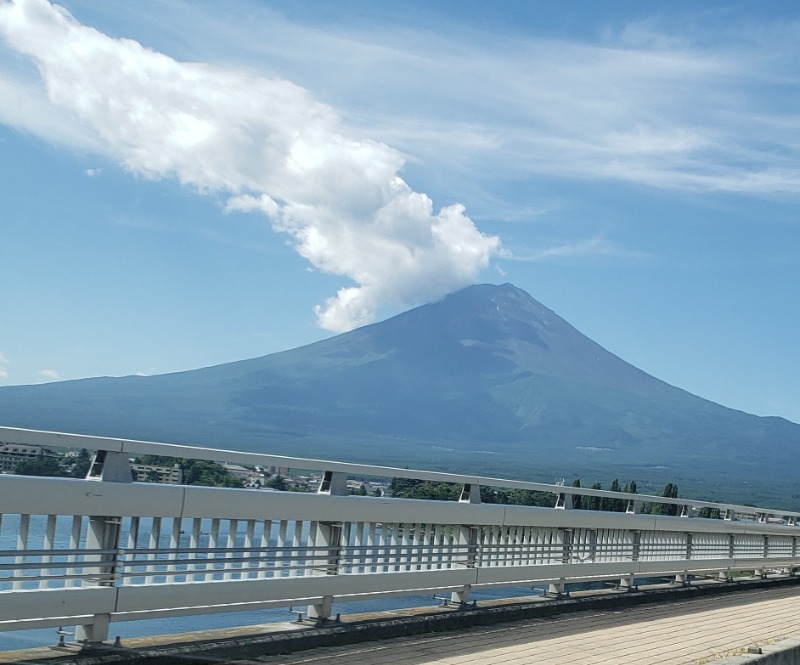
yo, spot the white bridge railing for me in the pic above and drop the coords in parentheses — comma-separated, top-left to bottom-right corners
(1, 426, 800, 644)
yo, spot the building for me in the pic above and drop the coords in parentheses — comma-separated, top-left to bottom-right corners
(130, 462, 183, 484)
(0, 443, 59, 473)
(224, 463, 265, 487)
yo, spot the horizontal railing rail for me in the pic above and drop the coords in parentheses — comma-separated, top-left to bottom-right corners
(1, 426, 800, 645)
(1, 426, 797, 522)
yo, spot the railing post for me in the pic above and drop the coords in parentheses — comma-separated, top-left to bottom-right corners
(547, 529, 572, 597)
(459, 484, 481, 504)
(626, 500, 641, 515)
(85, 450, 132, 483)
(309, 470, 346, 621)
(74, 516, 121, 643)
(674, 533, 692, 586)
(306, 521, 343, 622)
(554, 492, 572, 509)
(72, 449, 129, 643)
(621, 517, 639, 589)
(631, 530, 641, 562)
(450, 525, 479, 606)
(317, 471, 347, 496)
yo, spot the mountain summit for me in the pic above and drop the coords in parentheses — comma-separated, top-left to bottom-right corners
(1, 283, 797, 482)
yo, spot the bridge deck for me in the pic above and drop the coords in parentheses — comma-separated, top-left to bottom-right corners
(257, 585, 800, 664)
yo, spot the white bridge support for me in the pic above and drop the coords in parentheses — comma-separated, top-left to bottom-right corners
(2, 427, 800, 644)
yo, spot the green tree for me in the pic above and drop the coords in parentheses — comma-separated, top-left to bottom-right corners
(389, 474, 422, 496)
(182, 460, 243, 488)
(586, 483, 602, 511)
(266, 475, 287, 491)
(404, 482, 446, 500)
(571, 479, 583, 510)
(652, 483, 679, 515)
(15, 456, 64, 477)
(506, 488, 555, 507)
(698, 507, 721, 519)
(609, 479, 626, 512)
(69, 449, 92, 478)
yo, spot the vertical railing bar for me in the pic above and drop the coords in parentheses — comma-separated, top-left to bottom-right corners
(167, 517, 182, 584)
(400, 523, 410, 572)
(277, 520, 288, 577)
(367, 522, 377, 573)
(190, 518, 203, 582)
(258, 519, 272, 579)
(307, 521, 318, 574)
(224, 519, 239, 581)
(292, 521, 304, 577)
(209, 518, 221, 580)
(421, 523, 432, 570)
(518, 526, 527, 566)
(66, 515, 83, 588)
(397, 522, 405, 571)
(146, 517, 162, 585)
(413, 523, 423, 571)
(13, 514, 31, 590)
(342, 521, 354, 573)
(380, 522, 395, 573)
(125, 515, 140, 586)
(378, 523, 389, 573)
(41, 514, 57, 589)
(244, 519, 256, 579)
(385, 522, 395, 572)
(436, 524, 445, 571)
(351, 522, 362, 572)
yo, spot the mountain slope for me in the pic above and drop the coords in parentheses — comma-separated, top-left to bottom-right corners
(0, 283, 797, 480)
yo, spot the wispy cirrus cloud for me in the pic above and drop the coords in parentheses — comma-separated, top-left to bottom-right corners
(37, 368, 59, 381)
(4, 2, 800, 204)
(205, 7, 800, 199)
(509, 237, 651, 262)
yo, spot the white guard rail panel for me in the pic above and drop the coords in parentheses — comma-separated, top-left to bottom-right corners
(1, 426, 799, 643)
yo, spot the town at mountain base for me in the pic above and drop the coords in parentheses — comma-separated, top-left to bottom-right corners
(1, 284, 797, 503)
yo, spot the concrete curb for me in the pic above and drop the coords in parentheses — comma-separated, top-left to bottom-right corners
(714, 636, 800, 664)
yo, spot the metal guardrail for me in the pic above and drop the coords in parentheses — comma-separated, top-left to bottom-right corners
(1, 426, 799, 644)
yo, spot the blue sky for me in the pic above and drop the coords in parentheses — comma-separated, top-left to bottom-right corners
(1, 0, 799, 423)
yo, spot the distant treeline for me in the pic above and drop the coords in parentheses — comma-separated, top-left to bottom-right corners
(390, 477, 720, 518)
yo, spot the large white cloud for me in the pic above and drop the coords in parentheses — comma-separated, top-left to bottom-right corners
(0, 0, 500, 331)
